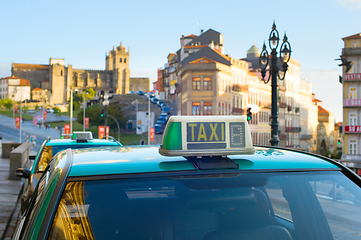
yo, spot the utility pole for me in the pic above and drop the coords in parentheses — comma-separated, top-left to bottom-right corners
(83, 91, 86, 131)
(70, 87, 73, 133)
(20, 87, 22, 143)
(148, 96, 150, 145)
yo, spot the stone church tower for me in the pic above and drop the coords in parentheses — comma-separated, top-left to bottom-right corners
(105, 42, 130, 94)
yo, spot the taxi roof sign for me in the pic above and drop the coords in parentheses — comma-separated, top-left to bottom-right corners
(72, 131, 93, 140)
(159, 116, 255, 157)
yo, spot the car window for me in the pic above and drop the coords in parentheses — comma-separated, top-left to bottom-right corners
(48, 171, 361, 240)
(37, 146, 53, 172)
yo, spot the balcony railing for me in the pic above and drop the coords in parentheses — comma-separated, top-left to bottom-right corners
(232, 84, 248, 92)
(279, 102, 287, 108)
(285, 127, 301, 132)
(232, 107, 246, 115)
(344, 99, 361, 107)
(342, 47, 361, 56)
(259, 101, 271, 109)
(300, 134, 312, 140)
(279, 134, 287, 140)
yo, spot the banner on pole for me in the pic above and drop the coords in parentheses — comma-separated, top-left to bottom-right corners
(99, 126, 105, 139)
(150, 127, 155, 141)
(43, 110, 47, 121)
(85, 117, 89, 129)
(15, 117, 20, 129)
(14, 105, 18, 114)
(64, 124, 70, 134)
(106, 126, 109, 137)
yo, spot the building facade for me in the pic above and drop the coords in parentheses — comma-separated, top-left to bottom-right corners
(0, 76, 31, 101)
(157, 29, 335, 151)
(11, 42, 148, 105)
(340, 33, 361, 173)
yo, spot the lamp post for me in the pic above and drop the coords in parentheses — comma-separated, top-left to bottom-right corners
(70, 87, 74, 134)
(259, 21, 292, 146)
(103, 93, 109, 132)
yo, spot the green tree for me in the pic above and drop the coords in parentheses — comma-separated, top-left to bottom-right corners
(35, 104, 40, 112)
(52, 106, 61, 117)
(2, 98, 13, 109)
(77, 104, 126, 129)
(68, 88, 96, 112)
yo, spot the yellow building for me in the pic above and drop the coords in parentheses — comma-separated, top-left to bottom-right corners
(340, 32, 361, 173)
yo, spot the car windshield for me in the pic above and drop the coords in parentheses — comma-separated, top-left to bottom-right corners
(36, 144, 116, 172)
(48, 170, 361, 240)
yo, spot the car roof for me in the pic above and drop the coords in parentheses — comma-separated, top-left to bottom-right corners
(66, 146, 339, 178)
(47, 139, 120, 146)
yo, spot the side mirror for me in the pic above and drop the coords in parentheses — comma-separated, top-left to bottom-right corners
(16, 168, 30, 179)
(29, 155, 36, 161)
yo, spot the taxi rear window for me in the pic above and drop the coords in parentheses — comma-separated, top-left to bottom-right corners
(48, 171, 361, 240)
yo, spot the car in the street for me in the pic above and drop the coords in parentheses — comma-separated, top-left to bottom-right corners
(16, 131, 122, 213)
(13, 116, 361, 240)
(151, 97, 158, 104)
(157, 116, 167, 125)
(128, 90, 135, 94)
(154, 123, 164, 134)
(136, 90, 145, 95)
(46, 108, 54, 113)
(160, 112, 168, 120)
(162, 106, 170, 114)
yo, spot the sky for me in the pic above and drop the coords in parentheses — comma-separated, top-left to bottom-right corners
(1, 0, 361, 122)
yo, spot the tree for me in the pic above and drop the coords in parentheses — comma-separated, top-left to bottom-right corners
(68, 87, 96, 112)
(2, 98, 13, 109)
(52, 106, 61, 117)
(77, 104, 126, 129)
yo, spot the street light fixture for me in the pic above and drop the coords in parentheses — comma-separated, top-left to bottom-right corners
(259, 21, 292, 146)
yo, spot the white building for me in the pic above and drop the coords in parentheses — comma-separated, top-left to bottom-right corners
(0, 76, 31, 101)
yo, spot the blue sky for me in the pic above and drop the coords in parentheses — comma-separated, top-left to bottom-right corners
(1, 0, 361, 122)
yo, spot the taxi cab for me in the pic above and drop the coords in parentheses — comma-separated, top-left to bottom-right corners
(13, 116, 361, 240)
(16, 131, 122, 213)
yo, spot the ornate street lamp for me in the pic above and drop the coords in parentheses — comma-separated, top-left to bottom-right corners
(259, 21, 292, 146)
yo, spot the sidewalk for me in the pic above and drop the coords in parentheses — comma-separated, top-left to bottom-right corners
(0, 114, 62, 140)
(0, 156, 23, 240)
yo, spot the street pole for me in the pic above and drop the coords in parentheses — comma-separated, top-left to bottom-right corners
(107, 115, 120, 142)
(270, 48, 279, 146)
(83, 92, 85, 131)
(148, 96, 150, 145)
(70, 87, 73, 134)
(259, 21, 291, 147)
(20, 87, 22, 143)
(42, 91, 45, 136)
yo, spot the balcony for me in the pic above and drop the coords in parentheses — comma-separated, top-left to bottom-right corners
(344, 99, 361, 107)
(287, 105, 292, 111)
(285, 127, 301, 132)
(232, 107, 246, 115)
(300, 134, 312, 140)
(232, 84, 248, 92)
(259, 101, 271, 109)
(279, 102, 287, 108)
(342, 47, 361, 57)
(279, 134, 287, 140)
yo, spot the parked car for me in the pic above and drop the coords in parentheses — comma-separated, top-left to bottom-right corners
(136, 90, 145, 95)
(46, 108, 54, 113)
(27, 109, 35, 114)
(154, 123, 164, 134)
(16, 131, 122, 214)
(151, 98, 158, 104)
(128, 90, 135, 94)
(160, 112, 168, 120)
(157, 101, 164, 107)
(158, 116, 167, 124)
(12, 115, 361, 240)
(162, 106, 170, 114)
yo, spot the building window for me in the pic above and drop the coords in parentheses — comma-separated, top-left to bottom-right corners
(124, 58, 126, 63)
(120, 58, 122, 62)
(203, 77, 212, 90)
(349, 140, 357, 155)
(218, 103, 221, 114)
(204, 102, 212, 115)
(192, 77, 201, 90)
(349, 87, 357, 99)
(60, 70, 63, 76)
(350, 113, 357, 125)
(192, 102, 201, 115)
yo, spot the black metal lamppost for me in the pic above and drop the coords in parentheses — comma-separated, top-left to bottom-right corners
(259, 22, 292, 146)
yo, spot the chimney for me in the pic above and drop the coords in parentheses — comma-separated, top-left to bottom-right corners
(201, 29, 203, 34)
